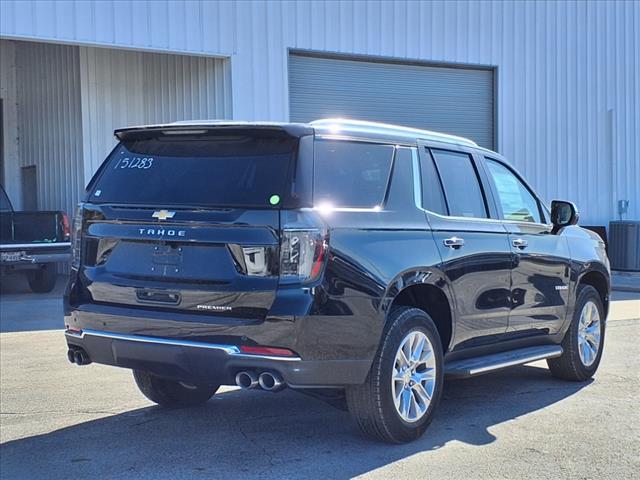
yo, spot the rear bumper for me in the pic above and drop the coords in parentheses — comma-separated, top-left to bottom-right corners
(65, 328, 370, 387)
(1, 244, 70, 268)
(2, 253, 70, 266)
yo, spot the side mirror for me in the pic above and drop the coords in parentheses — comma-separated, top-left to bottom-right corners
(551, 200, 579, 232)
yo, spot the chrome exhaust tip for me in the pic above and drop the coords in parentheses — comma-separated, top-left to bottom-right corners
(235, 371, 259, 389)
(71, 348, 91, 366)
(258, 371, 284, 392)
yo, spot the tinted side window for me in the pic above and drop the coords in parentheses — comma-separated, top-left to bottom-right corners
(0, 188, 12, 211)
(485, 158, 542, 223)
(431, 149, 487, 218)
(314, 140, 394, 208)
(419, 149, 448, 215)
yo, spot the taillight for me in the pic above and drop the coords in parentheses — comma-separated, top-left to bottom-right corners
(61, 213, 71, 240)
(71, 204, 85, 268)
(279, 228, 328, 284)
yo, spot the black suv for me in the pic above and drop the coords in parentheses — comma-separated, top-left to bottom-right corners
(65, 119, 610, 443)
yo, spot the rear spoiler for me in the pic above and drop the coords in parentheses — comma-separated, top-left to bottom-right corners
(114, 122, 314, 141)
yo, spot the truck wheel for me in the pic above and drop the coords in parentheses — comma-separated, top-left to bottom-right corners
(547, 285, 605, 381)
(346, 307, 444, 443)
(27, 266, 57, 293)
(133, 370, 219, 407)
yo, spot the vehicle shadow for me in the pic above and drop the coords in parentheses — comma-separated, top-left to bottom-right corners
(0, 365, 591, 479)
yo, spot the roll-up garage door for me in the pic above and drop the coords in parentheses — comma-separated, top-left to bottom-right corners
(289, 53, 494, 149)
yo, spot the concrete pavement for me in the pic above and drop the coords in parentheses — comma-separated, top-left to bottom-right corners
(1, 277, 639, 479)
(612, 270, 640, 293)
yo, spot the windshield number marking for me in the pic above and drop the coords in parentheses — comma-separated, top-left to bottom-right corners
(114, 157, 154, 170)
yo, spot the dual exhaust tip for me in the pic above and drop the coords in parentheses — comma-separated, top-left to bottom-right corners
(67, 349, 281, 392)
(235, 370, 284, 392)
(67, 348, 91, 366)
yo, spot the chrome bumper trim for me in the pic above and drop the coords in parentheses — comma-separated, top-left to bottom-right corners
(0, 242, 71, 250)
(65, 328, 301, 362)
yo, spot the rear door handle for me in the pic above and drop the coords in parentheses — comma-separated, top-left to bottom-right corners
(443, 236, 465, 249)
(512, 238, 528, 249)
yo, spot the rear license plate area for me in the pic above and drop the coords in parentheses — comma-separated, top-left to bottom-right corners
(152, 245, 182, 266)
(1, 251, 26, 262)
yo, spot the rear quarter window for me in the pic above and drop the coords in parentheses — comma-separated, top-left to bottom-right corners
(313, 140, 394, 208)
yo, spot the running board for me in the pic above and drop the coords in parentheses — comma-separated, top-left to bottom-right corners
(444, 345, 563, 378)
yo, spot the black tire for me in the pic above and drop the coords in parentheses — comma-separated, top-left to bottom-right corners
(547, 285, 605, 381)
(133, 370, 219, 407)
(27, 266, 57, 293)
(346, 307, 444, 443)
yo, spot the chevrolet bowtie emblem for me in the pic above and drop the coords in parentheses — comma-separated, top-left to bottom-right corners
(152, 210, 176, 221)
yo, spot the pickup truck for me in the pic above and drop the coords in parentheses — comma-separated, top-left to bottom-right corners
(1, 185, 71, 293)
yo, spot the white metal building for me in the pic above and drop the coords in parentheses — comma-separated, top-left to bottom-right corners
(0, 0, 638, 229)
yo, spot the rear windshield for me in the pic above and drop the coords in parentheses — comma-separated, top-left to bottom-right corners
(88, 132, 298, 208)
(314, 140, 394, 208)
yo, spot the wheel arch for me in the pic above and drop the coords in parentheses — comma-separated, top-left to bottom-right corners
(577, 267, 611, 318)
(380, 268, 455, 353)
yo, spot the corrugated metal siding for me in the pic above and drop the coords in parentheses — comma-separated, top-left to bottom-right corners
(0, 0, 237, 56)
(13, 40, 83, 217)
(0, 40, 20, 206)
(289, 53, 494, 149)
(79, 47, 231, 182)
(1, 0, 638, 225)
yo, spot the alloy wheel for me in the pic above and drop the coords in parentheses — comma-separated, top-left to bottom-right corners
(391, 330, 437, 423)
(577, 300, 601, 367)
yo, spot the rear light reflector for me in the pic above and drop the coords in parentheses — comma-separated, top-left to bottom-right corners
(240, 345, 296, 357)
(279, 229, 328, 284)
(71, 204, 85, 268)
(61, 213, 71, 240)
